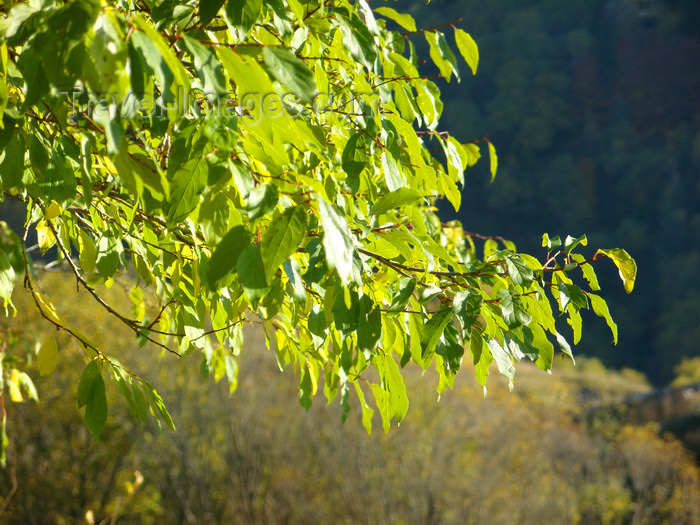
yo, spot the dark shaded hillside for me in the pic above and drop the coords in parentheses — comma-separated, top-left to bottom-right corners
(406, 0, 700, 384)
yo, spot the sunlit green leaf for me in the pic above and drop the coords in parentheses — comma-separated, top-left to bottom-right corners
(597, 248, 637, 294)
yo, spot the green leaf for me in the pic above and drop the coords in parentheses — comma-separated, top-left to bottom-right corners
(142, 381, 175, 431)
(131, 381, 149, 424)
(283, 258, 306, 305)
(597, 248, 637, 294)
(504, 255, 534, 287)
(78, 359, 102, 408)
(497, 289, 532, 329)
(0, 133, 26, 191)
(318, 199, 356, 283)
(381, 151, 405, 191)
(487, 337, 515, 381)
(454, 28, 479, 75)
(84, 371, 108, 439)
(182, 35, 228, 97)
(555, 330, 575, 363)
(261, 206, 308, 282)
(564, 234, 588, 254)
(37, 335, 59, 376)
(337, 12, 377, 68)
(542, 233, 562, 251)
(299, 366, 313, 410)
(560, 283, 588, 311)
(237, 245, 270, 302)
(437, 323, 464, 373)
(425, 31, 459, 82)
(353, 382, 374, 433)
(342, 133, 368, 184)
(371, 351, 409, 432)
(471, 332, 491, 386)
(388, 277, 417, 314)
(357, 295, 382, 352)
(420, 308, 452, 364)
(371, 188, 422, 217)
(589, 293, 618, 345)
(263, 46, 318, 105)
(571, 253, 600, 291)
(0, 249, 16, 310)
(246, 183, 279, 219)
(206, 225, 251, 290)
(224, 0, 262, 41)
(487, 141, 498, 181)
(131, 15, 190, 107)
(199, 0, 226, 25)
(452, 289, 483, 335)
(374, 6, 417, 32)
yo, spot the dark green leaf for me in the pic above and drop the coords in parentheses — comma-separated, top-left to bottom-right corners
(84, 371, 107, 438)
(332, 287, 359, 336)
(337, 12, 377, 68)
(261, 206, 308, 282)
(237, 245, 270, 302)
(452, 289, 483, 335)
(199, 0, 226, 25)
(207, 225, 251, 290)
(388, 277, 417, 314)
(78, 359, 101, 408)
(420, 308, 452, 363)
(497, 289, 531, 329)
(505, 255, 534, 287)
(436, 323, 463, 373)
(559, 283, 589, 311)
(246, 183, 279, 219)
(224, 0, 262, 41)
(0, 133, 25, 191)
(357, 295, 382, 351)
(342, 133, 368, 184)
(182, 35, 228, 97)
(263, 46, 318, 105)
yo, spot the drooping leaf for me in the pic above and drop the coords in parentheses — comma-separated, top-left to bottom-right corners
(589, 293, 618, 345)
(199, 0, 226, 26)
(454, 28, 479, 75)
(37, 335, 59, 376)
(84, 371, 108, 439)
(206, 225, 251, 290)
(237, 245, 270, 302)
(342, 133, 368, 185)
(261, 206, 308, 282)
(318, 199, 356, 283)
(420, 308, 452, 365)
(263, 46, 318, 104)
(597, 248, 637, 294)
(224, 0, 262, 41)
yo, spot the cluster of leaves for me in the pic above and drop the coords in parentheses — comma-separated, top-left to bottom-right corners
(0, 0, 635, 450)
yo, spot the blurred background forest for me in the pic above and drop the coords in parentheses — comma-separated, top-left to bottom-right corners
(1, 274, 700, 523)
(2, 0, 700, 522)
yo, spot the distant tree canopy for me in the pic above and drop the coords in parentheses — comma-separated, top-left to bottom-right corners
(0, 0, 635, 459)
